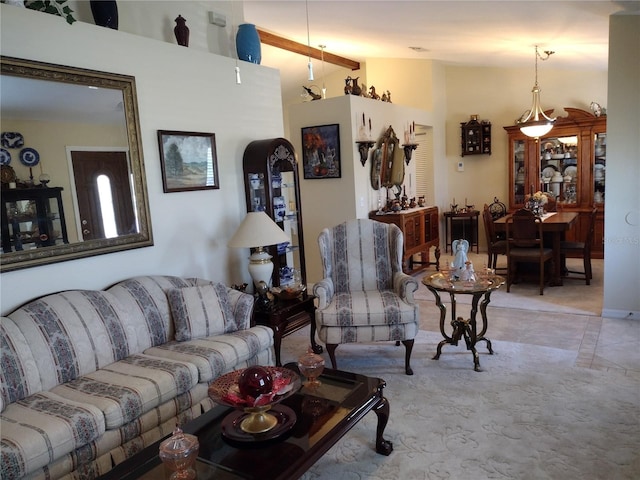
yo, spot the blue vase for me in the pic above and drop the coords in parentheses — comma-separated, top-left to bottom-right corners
(236, 24, 261, 64)
(90, 0, 118, 29)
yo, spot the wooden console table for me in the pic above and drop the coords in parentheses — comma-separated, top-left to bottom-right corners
(370, 206, 440, 274)
(443, 210, 480, 254)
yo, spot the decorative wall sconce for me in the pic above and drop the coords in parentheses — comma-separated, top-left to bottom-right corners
(355, 140, 375, 166)
(402, 143, 418, 165)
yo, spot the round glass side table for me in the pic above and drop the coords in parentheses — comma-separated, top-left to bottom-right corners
(422, 272, 505, 371)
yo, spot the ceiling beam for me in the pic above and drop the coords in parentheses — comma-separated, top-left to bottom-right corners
(256, 28, 361, 71)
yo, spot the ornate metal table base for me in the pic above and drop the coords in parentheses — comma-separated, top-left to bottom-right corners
(423, 273, 504, 372)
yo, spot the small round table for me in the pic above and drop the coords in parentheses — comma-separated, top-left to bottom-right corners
(422, 272, 505, 371)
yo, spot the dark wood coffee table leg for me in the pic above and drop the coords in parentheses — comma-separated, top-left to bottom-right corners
(373, 391, 393, 455)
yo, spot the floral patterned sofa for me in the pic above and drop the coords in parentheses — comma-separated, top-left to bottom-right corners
(0, 275, 274, 480)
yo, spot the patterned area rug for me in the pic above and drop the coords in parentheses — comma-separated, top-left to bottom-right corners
(280, 328, 640, 480)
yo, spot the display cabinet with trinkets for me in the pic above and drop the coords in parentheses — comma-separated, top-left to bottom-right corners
(504, 107, 606, 257)
(460, 115, 491, 156)
(242, 137, 307, 290)
(1, 186, 69, 253)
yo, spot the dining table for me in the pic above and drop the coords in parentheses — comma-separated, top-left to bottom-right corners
(494, 211, 579, 286)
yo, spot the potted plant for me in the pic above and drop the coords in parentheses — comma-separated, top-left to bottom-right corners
(25, 0, 76, 24)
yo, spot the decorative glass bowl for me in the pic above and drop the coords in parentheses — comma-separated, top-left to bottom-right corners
(159, 427, 199, 480)
(271, 284, 307, 300)
(208, 366, 300, 434)
(298, 349, 325, 388)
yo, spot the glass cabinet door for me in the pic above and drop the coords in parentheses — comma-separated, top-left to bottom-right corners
(539, 135, 579, 206)
(593, 132, 606, 204)
(512, 139, 526, 205)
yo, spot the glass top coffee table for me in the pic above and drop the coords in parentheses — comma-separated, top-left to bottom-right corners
(98, 364, 392, 480)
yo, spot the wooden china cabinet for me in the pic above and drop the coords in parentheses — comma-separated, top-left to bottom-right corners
(504, 108, 606, 258)
(242, 137, 306, 288)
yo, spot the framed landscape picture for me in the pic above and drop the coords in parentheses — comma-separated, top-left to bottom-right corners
(157, 130, 219, 192)
(301, 123, 341, 179)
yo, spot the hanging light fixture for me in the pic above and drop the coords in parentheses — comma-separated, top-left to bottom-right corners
(319, 44, 326, 98)
(518, 45, 555, 138)
(305, 0, 314, 81)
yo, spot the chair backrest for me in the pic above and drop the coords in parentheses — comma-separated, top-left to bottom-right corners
(317, 218, 403, 293)
(584, 206, 598, 252)
(488, 197, 507, 220)
(506, 209, 543, 248)
(542, 192, 557, 212)
(482, 204, 497, 244)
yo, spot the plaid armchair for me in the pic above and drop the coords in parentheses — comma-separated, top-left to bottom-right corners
(313, 219, 419, 375)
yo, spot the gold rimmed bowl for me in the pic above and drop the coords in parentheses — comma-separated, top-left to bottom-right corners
(208, 366, 300, 434)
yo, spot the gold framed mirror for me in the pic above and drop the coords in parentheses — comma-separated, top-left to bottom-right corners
(371, 125, 404, 190)
(0, 56, 153, 272)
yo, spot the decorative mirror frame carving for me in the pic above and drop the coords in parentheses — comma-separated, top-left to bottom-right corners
(0, 56, 153, 272)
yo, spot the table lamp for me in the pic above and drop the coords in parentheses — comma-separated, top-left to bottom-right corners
(228, 211, 290, 293)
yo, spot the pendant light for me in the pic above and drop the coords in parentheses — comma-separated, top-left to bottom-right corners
(518, 46, 555, 138)
(319, 44, 326, 98)
(305, 0, 314, 81)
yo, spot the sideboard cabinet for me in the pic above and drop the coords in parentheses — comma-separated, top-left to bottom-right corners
(1, 187, 69, 253)
(370, 206, 440, 273)
(504, 108, 606, 257)
(242, 138, 306, 288)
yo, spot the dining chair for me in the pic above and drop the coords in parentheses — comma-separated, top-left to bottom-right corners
(542, 192, 558, 212)
(505, 208, 554, 295)
(482, 204, 507, 271)
(560, 206, 598, 285)
(313, 218, 419, 375)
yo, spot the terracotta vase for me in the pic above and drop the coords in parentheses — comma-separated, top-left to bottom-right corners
(174, 15, 189, 47)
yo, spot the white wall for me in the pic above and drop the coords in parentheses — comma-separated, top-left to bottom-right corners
(602, 13, 640, 319)
(0, 5, 284, 312)
(289, 95, 436, 283)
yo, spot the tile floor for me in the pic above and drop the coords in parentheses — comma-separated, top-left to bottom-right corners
(417, 255, 640, 378)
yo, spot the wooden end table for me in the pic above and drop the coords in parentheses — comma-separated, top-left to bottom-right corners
(253, 293, 322, 366)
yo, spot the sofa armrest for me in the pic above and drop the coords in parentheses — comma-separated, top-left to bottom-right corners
(226, 288, 254, 331)
(393, 272, 418, 304)
(313, 278, 334, 309)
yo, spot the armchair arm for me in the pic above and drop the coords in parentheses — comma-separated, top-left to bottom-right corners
(393, 272, 419, 304)
(313, 277, 335, 309)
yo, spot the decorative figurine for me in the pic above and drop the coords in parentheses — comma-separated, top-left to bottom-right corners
(452, 239, 469, 274)
(460, 260, 475, 282)
(303, 85, 322, 101)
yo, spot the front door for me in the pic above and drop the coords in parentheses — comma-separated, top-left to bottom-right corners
(71, 150, 135, 241)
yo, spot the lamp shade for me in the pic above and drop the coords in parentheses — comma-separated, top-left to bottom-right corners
(228, 212, 291, 290)
(228, 211, 290, 249)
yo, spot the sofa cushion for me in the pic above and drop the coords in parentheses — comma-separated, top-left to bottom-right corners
(107, 276, 196, 350)
(0, 317, 42, 412)
(168, 283, 234, 341)
(7, 290, 138, 391)
(0, 391, 105, 480)
(51, 354, 199, 430)
(144, 326, 275, 383)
